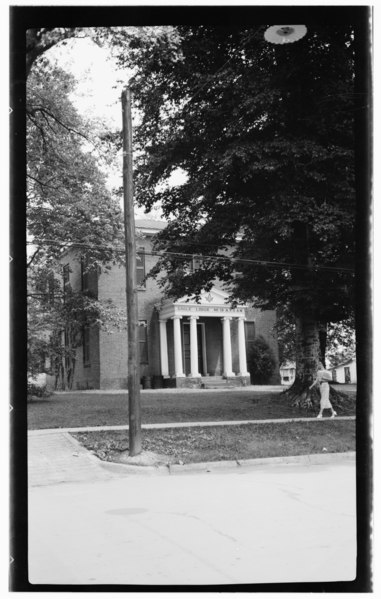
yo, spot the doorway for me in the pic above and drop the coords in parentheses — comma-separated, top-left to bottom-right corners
(182, 322, 207, 375)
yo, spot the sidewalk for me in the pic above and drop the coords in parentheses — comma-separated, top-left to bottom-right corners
(28, 430, 114, 487)
(28, 416, 355, 487)
(28, 415, 355, 435)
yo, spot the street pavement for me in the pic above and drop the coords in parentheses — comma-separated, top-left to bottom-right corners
(28, 451, 356, 585)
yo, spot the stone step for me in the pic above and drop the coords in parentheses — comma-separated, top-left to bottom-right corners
(202, 380, 241, 389)
(203, 385, 238, 389)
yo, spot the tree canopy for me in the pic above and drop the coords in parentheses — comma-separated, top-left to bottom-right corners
(26, 41, 125, 387)
(113, 23, 357, 404)
(27, 56, 124, 270)
(119, 25, 355, 318)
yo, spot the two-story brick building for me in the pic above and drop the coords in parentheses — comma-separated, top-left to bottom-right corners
(61, 219, 280, 390)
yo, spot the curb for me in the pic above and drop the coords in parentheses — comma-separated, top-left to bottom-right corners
(97, 451, 356, 477)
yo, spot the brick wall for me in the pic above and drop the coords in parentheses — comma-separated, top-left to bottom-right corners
(98, 234, 164, 388)
(61, 251, 100, 389)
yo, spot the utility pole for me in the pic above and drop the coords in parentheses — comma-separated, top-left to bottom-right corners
(121, 87, 142, 456)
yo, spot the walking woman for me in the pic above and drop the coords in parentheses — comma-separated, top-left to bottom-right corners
(309, 362, 337, 418)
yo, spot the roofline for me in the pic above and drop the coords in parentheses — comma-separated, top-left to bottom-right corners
(328, 356, 356, 369)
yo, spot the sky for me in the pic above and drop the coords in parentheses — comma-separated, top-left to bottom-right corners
(48, 36, 126, 129)
(46, 34, 187, 217)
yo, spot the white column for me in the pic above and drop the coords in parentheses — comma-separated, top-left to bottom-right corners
(172, 315, 185, 377)
(159, 319, 169, 377)
(189, 316, 201, 377)
(237, 317, 249, 376)
(221, 316, 234, 377)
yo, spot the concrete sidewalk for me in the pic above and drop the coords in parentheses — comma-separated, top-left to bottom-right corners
(28, 415, 355, 435)
(28, 417, 355, 487)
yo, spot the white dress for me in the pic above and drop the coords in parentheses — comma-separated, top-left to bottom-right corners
(317, 369, 332, 409)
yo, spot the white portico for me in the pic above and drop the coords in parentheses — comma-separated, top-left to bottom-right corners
(157, 287, 250, 387)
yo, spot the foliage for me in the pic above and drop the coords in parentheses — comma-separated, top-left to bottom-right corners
(25, 26, 192, 391)
(246, 336, 277, 384)
(275, 308, 296, 365)
(27, 58, 124, 270)
(111, 25, 356, 390)
(275, 308, 355, 367)
(26, 46, 126, 389)
(28, 261, 127, 388)
(117, 25, 354, 301)
(27, 383, 52, 400)
(326, 318, 356, 365)
(26, 27, 115, 77)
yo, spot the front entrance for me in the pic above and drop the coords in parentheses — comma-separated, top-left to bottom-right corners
(182, 322, 206, 375)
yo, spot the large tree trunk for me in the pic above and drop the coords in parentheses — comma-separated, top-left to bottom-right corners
(284, 314, 320, 410)
(318, 321, 327, 367)
(283, 313, 352, 412)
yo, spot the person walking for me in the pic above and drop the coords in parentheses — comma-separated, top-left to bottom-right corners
(309, 362, 337, 419)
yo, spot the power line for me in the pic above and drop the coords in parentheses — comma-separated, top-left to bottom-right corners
(26, 239, 355, 274)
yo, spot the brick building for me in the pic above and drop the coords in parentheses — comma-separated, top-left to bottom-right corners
(62, 219, 280, 390)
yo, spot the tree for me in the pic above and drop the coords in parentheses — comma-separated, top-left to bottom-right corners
(27, 57, 124, 267)
(114, 24, 357, 408)
(275, 309, 356, 368)
(27, 40, 125, 388)
(28, 264, 126, 389)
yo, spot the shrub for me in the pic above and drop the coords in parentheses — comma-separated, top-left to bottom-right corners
(27, 383, 52, 400)
(247, 336, 277, 384)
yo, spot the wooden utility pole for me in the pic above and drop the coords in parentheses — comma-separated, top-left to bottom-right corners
(121, 87, 142, 456)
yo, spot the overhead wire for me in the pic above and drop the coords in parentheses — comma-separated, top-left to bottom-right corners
(26, 239, 355, 274)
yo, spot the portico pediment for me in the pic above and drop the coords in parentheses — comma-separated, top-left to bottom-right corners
(159, 287, 247, 320)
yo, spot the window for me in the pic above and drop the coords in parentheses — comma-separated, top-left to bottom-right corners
(81, 255, 89, 293)
(138, 321, 148, 364)
(344, 366, 351, 383)
(136, 248, 146, 287)
(63, 264, 71, 298)
(244, 321, 256, 353)
(332, 369, 337, 382)
(83, 327, 90, 366)
(190, 256, 202, 272)
(36, 271, 55, 303)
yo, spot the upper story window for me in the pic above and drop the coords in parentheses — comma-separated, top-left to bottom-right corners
(136, 248, 146, 288)
(190, 256, 202, 272)
(36, 270, 56, 304)
(81, 255, 89, 293)
(63, 264, 71, 299)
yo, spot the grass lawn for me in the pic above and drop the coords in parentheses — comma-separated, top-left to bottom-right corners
(28, 387, 356, 430)
(73, 420, 356, 465)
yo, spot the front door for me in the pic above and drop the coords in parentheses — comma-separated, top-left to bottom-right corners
(182, 322, 205, 375)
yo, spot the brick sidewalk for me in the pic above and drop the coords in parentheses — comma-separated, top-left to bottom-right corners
(28, 431, 114, 487)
